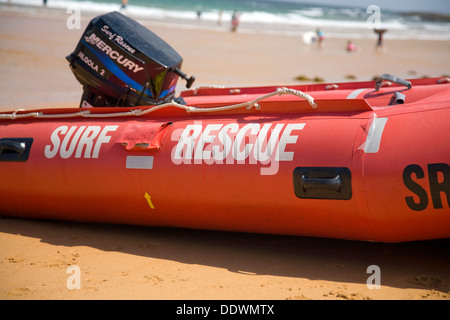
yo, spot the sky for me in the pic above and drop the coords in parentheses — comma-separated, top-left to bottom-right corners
(291, 0, 450, 14)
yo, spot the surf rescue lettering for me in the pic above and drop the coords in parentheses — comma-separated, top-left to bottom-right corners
(44, 125, 118, 159)
(171, 122, 305, 175)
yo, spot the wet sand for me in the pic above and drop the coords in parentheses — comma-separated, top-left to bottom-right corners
(0, 7, 449, 301)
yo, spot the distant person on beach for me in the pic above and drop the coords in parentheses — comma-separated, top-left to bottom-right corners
(196, 10, 202, 20)
(120, 0, 128, 11)
(374, 28, 387, 51)
(43, 0, 47, 6)
(346, 40, 358, 52)
(316, 28, 324, 49)
(218, 10, 223, 26)
(231, 11, 240, 32)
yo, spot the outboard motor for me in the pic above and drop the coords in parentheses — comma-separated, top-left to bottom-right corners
(67, 11, 195, 108)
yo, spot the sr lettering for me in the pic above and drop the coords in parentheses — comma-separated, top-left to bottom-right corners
(403, 163, 449, 211)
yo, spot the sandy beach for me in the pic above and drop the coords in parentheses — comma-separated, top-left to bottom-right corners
(0, 6, 449, 301)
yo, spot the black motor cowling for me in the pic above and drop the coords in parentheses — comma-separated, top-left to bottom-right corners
(67, 11, 194, 108)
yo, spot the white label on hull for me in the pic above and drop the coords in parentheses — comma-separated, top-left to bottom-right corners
(171, 122, 305, 175)
(126, 156, 154, 169)
(44, 125, 118, 159)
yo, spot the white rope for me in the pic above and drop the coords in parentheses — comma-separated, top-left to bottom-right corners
(193, 85, 226, 95)
(0, 87, 316, 120)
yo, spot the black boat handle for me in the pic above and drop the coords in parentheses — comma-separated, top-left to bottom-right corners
(294, 167, 352, 200)
(0, 140, 26, 155)
(171, 67, 196, 88)
(301, 175, 342, 192)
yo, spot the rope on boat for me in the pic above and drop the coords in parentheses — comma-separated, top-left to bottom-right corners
(0, 87, 316, 120)
(192, 85, 226, 95)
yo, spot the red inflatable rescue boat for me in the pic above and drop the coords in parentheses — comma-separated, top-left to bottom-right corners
(0, 12, 448, 242)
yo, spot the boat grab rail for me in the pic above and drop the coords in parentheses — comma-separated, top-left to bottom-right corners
(375, 73, 412, 91)
(0, 87, 317, 120)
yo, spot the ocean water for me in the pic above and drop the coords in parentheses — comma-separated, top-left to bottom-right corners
(2, 0, 450, 39)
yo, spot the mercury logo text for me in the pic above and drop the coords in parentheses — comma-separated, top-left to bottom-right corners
(84, 33, 144, 73)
